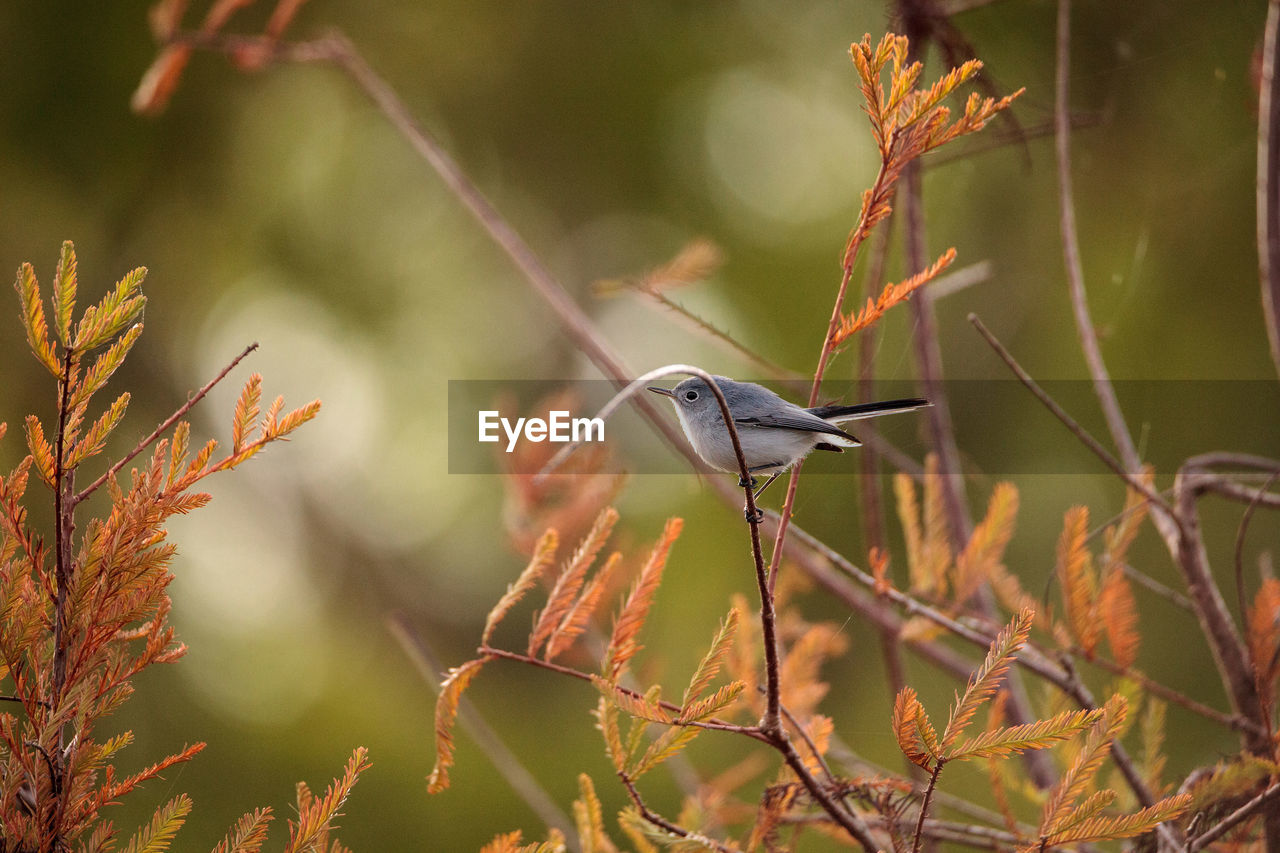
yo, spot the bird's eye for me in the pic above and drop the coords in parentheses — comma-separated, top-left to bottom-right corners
(684, 390, 699, 402)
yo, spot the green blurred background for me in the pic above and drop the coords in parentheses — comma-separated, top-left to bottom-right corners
(1, 0, 1278, 849)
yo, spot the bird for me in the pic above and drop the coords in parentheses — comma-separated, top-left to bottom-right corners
(648, 375, 929, 519)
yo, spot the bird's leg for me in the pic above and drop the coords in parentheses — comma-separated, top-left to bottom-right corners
(740, 468, 782, 523)
(751, 472, 782, 501)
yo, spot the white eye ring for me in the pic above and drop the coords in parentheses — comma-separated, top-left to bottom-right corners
(684, 390, 699, 402)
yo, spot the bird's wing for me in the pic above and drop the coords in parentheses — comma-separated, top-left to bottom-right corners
(735, 411, 860, 444)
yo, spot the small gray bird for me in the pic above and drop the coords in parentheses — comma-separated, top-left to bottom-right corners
(649, 376, 929, 516)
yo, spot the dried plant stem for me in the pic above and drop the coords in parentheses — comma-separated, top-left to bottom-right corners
(911, 761, 945, 853)
(1055, 0, 1139, 473)
(636, 289, 807, 387)
(1120, 563, 1195, 613)
(967, 315, 1170, 513)
(49, 348, 77, 843)
(1080, 654, 1261, 738)
(902, 165, 970, 551)
(71, 342, 259, 506)
(855, 224, 918, 755)
(1236, 469, 1280, 647)
(1258, 0, 1280, 380)
(1172, 468, 1264, 729)
(51, 350, 76, 702)
(898, 29, 1055, 792)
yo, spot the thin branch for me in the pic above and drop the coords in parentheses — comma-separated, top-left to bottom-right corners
(1173, 466, 1266, 729)
(1055, 0, 1140, 475)
(912, 761, 945, 853)
(897, 27, 1056, 792)
(1120, 563, 1195, 614)
(1235, 472, 1280, 644)
(1257, 0, 1280, 380)
(1203, 479, 1280, 508)
(770, 734, 881, 852)
(1189, 781, 1280, 851)
(1080, 653, 1263, 738)
(903, 163, 971, 552)
(71, 342, 259, 506)
(632, 288, 807, 388)
(856, 223, 919, 781)
(968, 314, 1172, 516)
(51, 347, 75, 701)
(50, 347, 77, 847)
(927, 116, 1102, 168)
(775, 694, 839, 789)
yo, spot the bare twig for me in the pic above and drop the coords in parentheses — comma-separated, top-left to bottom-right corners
(1120, 563, 1195, 613)
(856, 224, 918, 778)
(1080, 654, 1262, 738)
(968, 314, 1171, 515)
(1173, 466, 1265, 727)
(1189, 782, 1280, 851)
(912, 761, 945, 853)
(902, 163, 971, 551)
(628, 287, 807, 388)
(1258, 0, 1280, 380)
(1055, 0, 1140, 474)
(1235, 472, 1280, 647)
(71, 342, 259, 506)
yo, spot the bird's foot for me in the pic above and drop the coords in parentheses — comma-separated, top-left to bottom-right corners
(743, 505, 764, 524)
(738, 475, 758, 489)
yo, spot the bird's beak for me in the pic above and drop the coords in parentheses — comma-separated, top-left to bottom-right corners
(647, 386, 676, 398)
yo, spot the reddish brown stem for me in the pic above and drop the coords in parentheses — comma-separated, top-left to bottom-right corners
(71, 342, 259, 506)
(912, 761, 945, 853)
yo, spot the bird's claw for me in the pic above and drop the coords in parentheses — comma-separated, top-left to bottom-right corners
(738, 475, 758, 489)
(743, 505, 764, 524)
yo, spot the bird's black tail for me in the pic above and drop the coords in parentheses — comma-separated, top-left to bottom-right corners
(808, 398, 931, 423)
